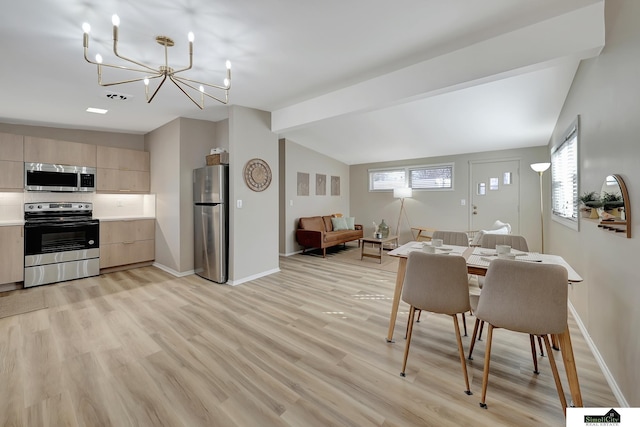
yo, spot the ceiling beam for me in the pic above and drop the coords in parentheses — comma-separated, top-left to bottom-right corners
(271, 2, 604, 133)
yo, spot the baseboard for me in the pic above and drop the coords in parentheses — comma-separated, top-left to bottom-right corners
(152, 262, 194, 278)
(569, 302, 628, 407)
(280, 250, 303, 257)
(228, 268, 280, 286)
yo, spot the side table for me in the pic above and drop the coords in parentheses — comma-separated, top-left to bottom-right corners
(360, 235, 399, 263)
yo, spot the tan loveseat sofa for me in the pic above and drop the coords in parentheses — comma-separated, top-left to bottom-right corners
(296, 215, 363, 257)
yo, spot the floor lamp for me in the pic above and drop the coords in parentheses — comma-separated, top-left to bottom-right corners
(393, 187, 414, 242)
(530, 162, 551, 253)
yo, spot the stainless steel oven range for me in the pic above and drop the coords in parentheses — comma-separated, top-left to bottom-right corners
(24, 202, 100, 288)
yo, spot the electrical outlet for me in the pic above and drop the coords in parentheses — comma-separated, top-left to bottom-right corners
(116, 199, 123, 207)
(237, 200, 243, 209)
(460, 199, 466, 206)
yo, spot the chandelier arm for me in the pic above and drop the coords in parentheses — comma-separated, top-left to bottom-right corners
(146, 74, 169, 103)
(173, 75, 230, 91)
(169, 76, 205, 109)
(172, 77, 229, 105)
(169, 41, 193, 75)
(112, 28, 160, 74)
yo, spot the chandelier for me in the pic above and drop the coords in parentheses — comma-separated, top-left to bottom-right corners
(82, 15, 231, 109)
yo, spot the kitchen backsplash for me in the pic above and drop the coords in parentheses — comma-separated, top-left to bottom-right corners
(0, 192, 156, 221)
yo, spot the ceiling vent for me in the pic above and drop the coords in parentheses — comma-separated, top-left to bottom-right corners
(105, 91, 132, 101)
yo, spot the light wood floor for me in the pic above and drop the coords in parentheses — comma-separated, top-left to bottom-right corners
(0, 248, 618, 426)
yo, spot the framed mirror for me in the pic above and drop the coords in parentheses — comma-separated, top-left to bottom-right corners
(597, 174, 631, 238)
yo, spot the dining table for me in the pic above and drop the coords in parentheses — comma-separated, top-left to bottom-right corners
(386, 241, 584, 407)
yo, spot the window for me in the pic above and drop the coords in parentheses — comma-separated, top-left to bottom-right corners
(368, 163, 454, 191)
(409, 164, 453, 190)
(551, 117, 579, 230)
(368, 168, 406, 191)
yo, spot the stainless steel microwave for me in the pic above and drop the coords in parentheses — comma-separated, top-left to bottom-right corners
(24, 163, 96, 192)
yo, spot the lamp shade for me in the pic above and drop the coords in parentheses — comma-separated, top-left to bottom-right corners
(530, 162, 551, 173)
(393, 187, 412, 199)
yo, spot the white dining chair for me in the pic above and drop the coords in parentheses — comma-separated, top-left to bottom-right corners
(400, 251, 473, 396)
(474, 259, 569, 414)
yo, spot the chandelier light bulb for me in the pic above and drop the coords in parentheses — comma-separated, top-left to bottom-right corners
(83, 14, 231, 109)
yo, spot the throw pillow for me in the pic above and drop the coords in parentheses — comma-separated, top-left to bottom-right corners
(345, 217, 355, 230)
(491, 220, 512, 233)
(331, 217, 349, 231)
(470, 226, 510, 246)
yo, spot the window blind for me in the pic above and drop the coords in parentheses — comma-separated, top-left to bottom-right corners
(551, 121, 578, 228)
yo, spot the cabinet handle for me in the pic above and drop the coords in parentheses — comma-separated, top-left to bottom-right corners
(123, 241, 135, 244)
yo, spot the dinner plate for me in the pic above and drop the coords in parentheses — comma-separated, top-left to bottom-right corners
(437, 248, 453, 252)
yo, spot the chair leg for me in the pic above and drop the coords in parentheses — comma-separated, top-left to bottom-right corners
(452, 315, 472, 395)
(468, 318, 481, 360)
(461, 312, 467, 336)
(323, 248, 326, 258)
(529, 334, 540, 374)
(551, 333, 560, 351)
(477, 320, 485, 341)
(479, 324, 495, 409)
(416, 309, 422, 322)
(538, 336, 545, 356)
(542, 334, 568, 414)
(400, 306, 417, 377)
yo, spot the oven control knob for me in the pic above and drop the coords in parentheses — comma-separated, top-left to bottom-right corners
(37, 205, 42, 209)
(89, 240, 95, 245)
(28, 205, 34, 209)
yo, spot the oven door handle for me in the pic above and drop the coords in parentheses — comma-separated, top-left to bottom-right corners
(25, 220, 99, 228)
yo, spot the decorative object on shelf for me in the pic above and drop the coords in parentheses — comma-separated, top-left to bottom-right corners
(596, 174, 631, 238)
(580, 191, 600, 218)
(206, 152, 229, 165)
(530, 162, 551, 252)
(372, 221, 382, 239)
(82, 15, 231, 109)
(393, 187, 415, 242)
(378, 219, 390, 238)
(243, 158, 272, 192)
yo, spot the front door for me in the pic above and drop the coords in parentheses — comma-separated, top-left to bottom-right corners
(470, 159, 520, 233)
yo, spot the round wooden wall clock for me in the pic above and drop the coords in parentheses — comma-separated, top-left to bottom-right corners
(243, 158, 272, 192)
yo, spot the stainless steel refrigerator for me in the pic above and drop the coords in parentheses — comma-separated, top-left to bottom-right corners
(193, 165, 228, 283)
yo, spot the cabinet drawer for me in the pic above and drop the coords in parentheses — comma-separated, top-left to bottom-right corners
(100, 240, 155, 269)
(100, 219, 155, 245)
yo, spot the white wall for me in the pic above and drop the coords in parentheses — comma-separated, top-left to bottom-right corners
(228, 106, 279, 283)
(546, 0, 640, 406)
(280, 139, 351, 255)
(349, 146, 548, 249)
(146, 119, 181, 272)
(146, 117, 218, 275)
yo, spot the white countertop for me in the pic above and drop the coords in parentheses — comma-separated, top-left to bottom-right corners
(95, 216, 156, 221)
(0, 220, 24, 226)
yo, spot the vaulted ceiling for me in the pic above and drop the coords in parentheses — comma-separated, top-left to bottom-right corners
(0, 1, 604, 164)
